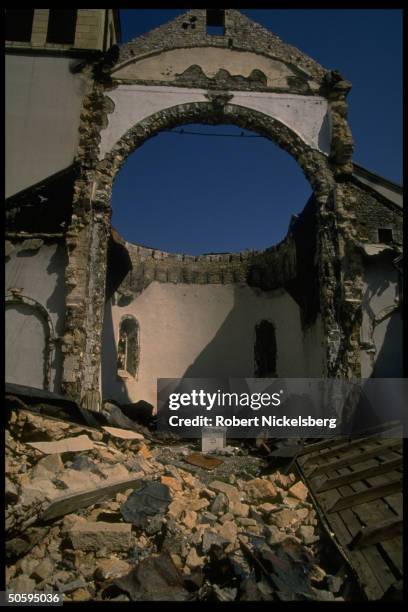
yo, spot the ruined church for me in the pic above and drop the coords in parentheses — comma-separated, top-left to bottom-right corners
(5, 9, 403, 412)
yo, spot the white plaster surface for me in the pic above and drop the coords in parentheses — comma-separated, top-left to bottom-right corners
(360, 258, 402, 377)
(101, 281, 322, 408)
(113, 47, 307, 88)
(99, 84, 330, 159)
(6, 305, 47, 389)
(5, 243, 66, 391)
(5, 55, 87, 197)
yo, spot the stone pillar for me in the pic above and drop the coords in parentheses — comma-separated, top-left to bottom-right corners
(61, 189, 111, 410)
(61, 73, 114, 410)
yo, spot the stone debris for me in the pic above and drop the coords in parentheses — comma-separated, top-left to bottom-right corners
(26, 435, 95, 454)
(69, 522, 132, 552)
(102, 426, 145, 440)
(5, 402, 350, 602)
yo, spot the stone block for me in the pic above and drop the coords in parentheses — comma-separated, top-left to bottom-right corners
(69, 521, 132, 552)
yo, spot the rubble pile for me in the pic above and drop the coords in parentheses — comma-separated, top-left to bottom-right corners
(6, 406, 347, 601)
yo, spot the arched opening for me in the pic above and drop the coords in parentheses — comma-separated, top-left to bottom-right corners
(72, 98, 336, 407)
(111, 123, 312, 255)
(97, 105, 330, 407)
(117, 315, 140, 379)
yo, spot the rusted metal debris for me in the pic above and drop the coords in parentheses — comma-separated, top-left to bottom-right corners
(184, 452, 224, 471)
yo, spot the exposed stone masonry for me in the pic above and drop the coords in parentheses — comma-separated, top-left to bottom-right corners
(117, 10, 327, 84)
(115, 240, 297, 299)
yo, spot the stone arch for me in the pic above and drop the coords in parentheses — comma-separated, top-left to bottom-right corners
(94, 101, 335, 206)
(64, 97, 343, 406)
(5, 292, 56, 390)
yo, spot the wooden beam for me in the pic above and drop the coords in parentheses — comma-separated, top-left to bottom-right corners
(310, 439, 402, 477)
(296, 436, 345, 456)
(310, 433, 400, 463)
(314, 457, 403, 493)
(327, 478, 403, 513)
(297, 421, 402, 459)
(349, 518, 403, 550)
(40, 474, 144, 522)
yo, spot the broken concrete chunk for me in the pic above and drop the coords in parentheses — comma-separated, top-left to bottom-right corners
(55, 469, 102, 492)
(31, 558, 54, 582)
(199, 511, 217, 525)
(26, 435, 94, 455)
(265, 524, 286, 545)
(161, 475, 183, 492)
(202, 531, 229, 554)
(31, 453, 64, 478)
(20, 477, 59, 503)
(101, 464, 130, 482)
(217, 520, 238, 546)
(243, 478, 278, 503)
(69, 521, 132, 552)
(288, 481, 309, 502)
(182, 510, 197, 530)
(208, 481, 248, 517)
(185, 547, 204, 570)
(258, 502, 279, 515)
(189, 498, 209, 512)
(114, 552, 189, 601)
(8, 575, 36, 593)
(297, 525, 319, 545)
(71, 588, 92, 601)
(56, 577, 87, 594)
(94, 558, 131, 581)
(209, 480, 240, 501)
(267, 508, 299, 529)
(102, 426, 144, 440)
(210, 492, 228, 514)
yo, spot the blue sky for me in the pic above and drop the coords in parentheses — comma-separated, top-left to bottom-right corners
(111, 9, 402, 255)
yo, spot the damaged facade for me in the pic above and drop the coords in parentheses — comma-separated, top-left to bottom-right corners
(5, 9, 403, 410)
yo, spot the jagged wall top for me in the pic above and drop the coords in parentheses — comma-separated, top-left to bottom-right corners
(116, 9, 328, 85)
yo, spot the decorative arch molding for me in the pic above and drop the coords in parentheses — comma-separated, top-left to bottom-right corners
(94, 100, 335, 206)
(5, 291, 57, 390)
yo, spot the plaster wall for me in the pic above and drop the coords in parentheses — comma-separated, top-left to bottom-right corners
(6, 304, 48, 389)
(102, 281, 316, 408)
(113, 47, 311, 88)
(99, 84, 330, 159)
(5, 242, 67, 391)
(5, 55, 87, 197)
(360, 257, 402, 377)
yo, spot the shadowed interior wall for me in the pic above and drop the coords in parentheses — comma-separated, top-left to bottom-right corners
(5, 241, 67, 391)
(102, 281, 324, 408)
(6, 304, 48, 388)
(360, 257, 402, 377)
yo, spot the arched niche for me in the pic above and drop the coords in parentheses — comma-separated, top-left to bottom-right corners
(117, 315, 140, 379)
(5, 293, 56, 390)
